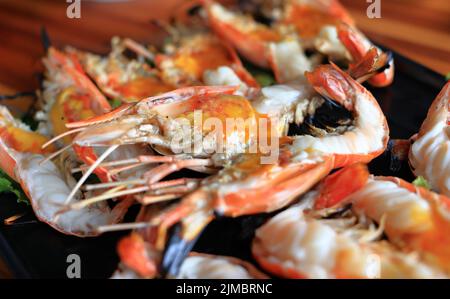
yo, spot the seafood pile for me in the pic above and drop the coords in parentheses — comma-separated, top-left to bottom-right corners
(0, 0, 448, 279)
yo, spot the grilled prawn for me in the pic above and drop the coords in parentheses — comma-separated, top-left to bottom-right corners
(38, 46, 116, 182)
(156, 32, 258, 90)
(72, 37, 174, 103)
(202, 0, 394, 86)
(409, 82, 450, 197)
(0, 105, 128, 237)
(311, 163, 450, 274)
(252, 174, 446, 278)
(109, 62, 389, 276)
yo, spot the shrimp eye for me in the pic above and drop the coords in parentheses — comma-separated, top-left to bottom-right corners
(375, 51, 394, 74)
(187, 4, 202, 16)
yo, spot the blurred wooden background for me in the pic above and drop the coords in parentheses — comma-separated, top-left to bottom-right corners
(0, 0, 449, 278)
(0, 0, 448, 93)
(341, 0, 450, 76)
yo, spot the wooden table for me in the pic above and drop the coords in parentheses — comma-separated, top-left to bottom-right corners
(0, 0, 448, 93)
(341, 0, 450, 77)
(0, 0, 449, 278)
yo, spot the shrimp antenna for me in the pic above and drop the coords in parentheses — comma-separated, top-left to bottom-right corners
(64, 144, 119, 205)
(41, 127, 86, 149)
(39, 143, 73, 165)
(40, 26, 52, 52)
(123, 38, 154, 62)
(96, 222, 152, 233)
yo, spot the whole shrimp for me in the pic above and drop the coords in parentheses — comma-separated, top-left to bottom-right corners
(0, 105, 129, 237)
(37, 46, 116, 182)
(409, 82, 450, 197)
(252, 166, 447, 278)
(310, 163, 450, 274)
(27, 45, 160, 234)
(145, 1, 259, 90)
(39, 45, 156, 185)
(156, 31, 259, 90)
(202, 0, 394, 86)
(46, 85, 265, 210)
(71, 37, 174, 104)
(87, 62, 389, 276)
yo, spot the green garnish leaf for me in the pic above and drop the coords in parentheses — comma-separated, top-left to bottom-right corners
(0, 170, 29, 205)
(244, 61, 276, 87)
(110, 98, 123, 109)
(255, 73, 276, 87)
(412, 176, 431, 190)
(446, 72, 450, 81)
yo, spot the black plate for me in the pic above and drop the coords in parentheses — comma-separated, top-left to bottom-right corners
(0, 49, 447, 278)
